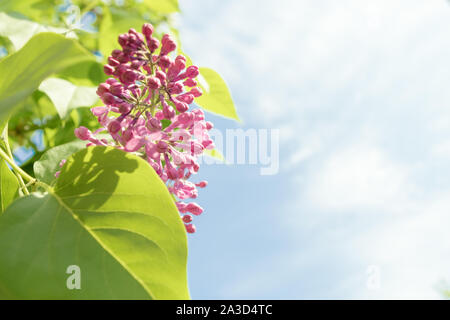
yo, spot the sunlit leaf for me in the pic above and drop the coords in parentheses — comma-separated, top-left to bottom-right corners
(143, 0, 179, 14)
(33, 139, 86, 185)
(196, 67, 240, 121)
(0, 32, 94, 122)
(55, 60, 106, 87)
(39, 78, 99, 118)
(0, 0, 57, 22)
(0, 147, 189, 299)
(0, 12, 73, 52)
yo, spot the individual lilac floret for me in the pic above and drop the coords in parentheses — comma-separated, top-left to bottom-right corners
(75, 23, 215, 234)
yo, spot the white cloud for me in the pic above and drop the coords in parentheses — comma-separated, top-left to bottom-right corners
(304, 144, 413, 212)
(355, 193, 450, 299)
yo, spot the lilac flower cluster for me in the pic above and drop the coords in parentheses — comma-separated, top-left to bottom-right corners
(74, 23, 215, 233)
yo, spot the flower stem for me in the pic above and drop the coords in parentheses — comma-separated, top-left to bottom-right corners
(1, 124, 31, 194)
(0, 147, 35, 183)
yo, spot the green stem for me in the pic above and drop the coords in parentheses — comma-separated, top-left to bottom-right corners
(0, 146, 50, 193)
(0, 147, 35, 183)
(1, 124, 30, 194)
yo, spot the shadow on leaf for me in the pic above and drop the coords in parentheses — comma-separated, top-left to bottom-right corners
(54, 146, 139, 210)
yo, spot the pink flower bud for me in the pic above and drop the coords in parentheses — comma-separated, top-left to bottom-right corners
(118, 102, 132, 114)
(175, 55, 186, 70)
(121, 70, 138, 83)
(205, 121, 214, 130)
(150, 161, 161, 173)
(104, 65, 115, 75)
(185, 224, 196, 233)
(190, 87, 202, 97)
(108, 120, 122, 134)
(158, 55, 171, 69)
(182, 215, 192, 223)
(176, 94, 194, 104)
(167, 166, 179, 180)
(174, 100, 189, 113)
(148, 37, 159, 53)
(155, 111, 164, 120)
(130, 60, 144, 70)
(96, 83, 110, 96)
(195, 181, 208, 188)
(190, 141, 204, 155)
(125, 137, 144, 152)
(107, 56, 120, 67)
(177, 202, 188, 213)
(147, 76, 161, 89)
(147, 118, 162, 131)
(118, 34, 129, 47)
(117, 53, 129, 63)
(202, 139, 214, 149)
(91, 106, 108, 116)
(114, 64, 128, 76)
(122, 129, 133, 142)
(178, 112, 194, 125)
(101, 92, 118, 105)
(186, 65, 199, 78)
(183, 78, 197, 87)
(193, 109, 205, 121)
(128, 32, 137, 42)
(142, 23, 154, 38)
(163, 104, 175, 119)
(168, 82, 183, 94)
(160, 34, 177, 55)
(74, 126, 92, 141)
(187, 202, 203, 215)
(111, 49, 122, 59)
(155, 70, 166, 83)
(109, 82, 124, 96)
(156, 140, 168, 153)
(106, 78, 118, 85)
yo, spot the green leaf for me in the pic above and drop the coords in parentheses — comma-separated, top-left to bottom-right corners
(0, 0, 57, 22)
(0, 159, 19, 213)
(0, 12, 73, 52)
(143, 0, 179, 14)
(0, 32, 94, 122)
(196, 67, 240, 121)
(33, 140, 86, 185)
(39, 78, 99, 118)
(56, 60, 106, 87)
(0, 146, 189, 299)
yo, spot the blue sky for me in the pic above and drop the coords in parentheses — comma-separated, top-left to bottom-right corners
(177, 0, 450, 299)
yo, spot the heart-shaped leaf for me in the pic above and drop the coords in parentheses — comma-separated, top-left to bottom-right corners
(0, 147, 189, 299)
